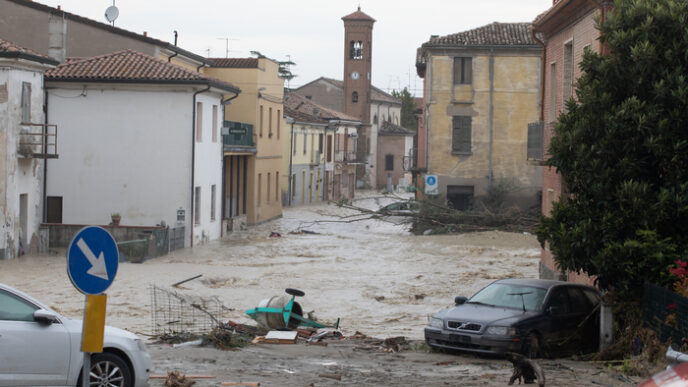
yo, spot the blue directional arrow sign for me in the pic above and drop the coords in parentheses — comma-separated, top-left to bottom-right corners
(67, 226, 119, 295)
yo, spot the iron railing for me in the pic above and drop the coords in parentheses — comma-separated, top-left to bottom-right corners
(18, 123, 58, 159)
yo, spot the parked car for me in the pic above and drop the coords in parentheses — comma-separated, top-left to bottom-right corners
(425, 278, 601, 358)
(0, 283, 150, 387)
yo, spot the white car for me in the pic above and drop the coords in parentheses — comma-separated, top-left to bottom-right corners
(0, 283, 150, 386)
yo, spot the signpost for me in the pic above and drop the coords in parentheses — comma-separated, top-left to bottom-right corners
(67, 226, 119, 387)
(424, 174, 439, 195)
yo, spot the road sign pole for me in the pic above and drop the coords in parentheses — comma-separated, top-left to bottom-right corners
(82, 296, 90, 387)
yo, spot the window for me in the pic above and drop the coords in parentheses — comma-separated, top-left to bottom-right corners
(0, 289, 38, 322)
(303, 131, 307, 154)
(385, 154, 394, 171)
(212, 105, 218, 142)
(373, 114, 378, 124)
(563, 41, 574, 108)
(194, 186, 201, 224)
(21, 82, 31, 123)
(327, 135, 333, 162)
(293, 133, 298, 155)
(257, 173, 262, 207)
(318, 133, 323, 152)
(267, 173, 271, 203)
(268, 107, 273, 138)
(527, 121, 544, 160)
(291, 174, 296, 198)
(350, 40, 363, 60)
(452, 116, 472, 153)
(352, 92, 358, 103)
(196, 102, 203, 142)
(259, 105, 264, 137)
(210, 185, 216, 221)
(277, 109, 281, 139)
(549, 62, 557, 122)
(275, 172, 279, 202)
(453, 57, 473, 85)
(447, 185, 474, 210)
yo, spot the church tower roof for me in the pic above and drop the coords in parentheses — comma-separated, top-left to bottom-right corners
(342, 7, 376, 22)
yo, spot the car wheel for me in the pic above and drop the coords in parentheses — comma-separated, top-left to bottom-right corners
(522, 333, 541, 359)
(79, 353, 133, 387)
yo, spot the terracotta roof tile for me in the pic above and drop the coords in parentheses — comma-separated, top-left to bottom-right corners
(341, 7, 376, 22)
(378, 120, 415, 136)
(45, 50, 239, 92)
(315, 77, 401, 105)
(0, 37, 58, 64)
(285, 92, 359, 122)
(422, 22, 538, 47)
(209, 58, 259, 68)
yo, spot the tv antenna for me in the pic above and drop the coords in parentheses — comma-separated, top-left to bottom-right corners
(104, 1, 119, 26)
(217, 37, 239, 58)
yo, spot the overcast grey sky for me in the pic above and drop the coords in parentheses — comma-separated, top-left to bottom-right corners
(39, 0, 554, 95)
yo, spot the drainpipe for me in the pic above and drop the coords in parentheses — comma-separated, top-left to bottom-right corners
(587, 0, 608, 54)
(287, 118, 295, 206)
(488, 49, 495, 188)
(42, 77, 48, 223)
(168, 31, 179, 63)
(530, 27, 546, 122)
(190, 85, 211, 247)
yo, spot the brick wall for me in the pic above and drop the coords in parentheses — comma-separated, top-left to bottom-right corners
(539, 5, 601, 284)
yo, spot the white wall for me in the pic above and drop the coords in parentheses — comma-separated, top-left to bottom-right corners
(47, 84, 223, 246)
(0, 65, 46, 258)
(191, 93, 224, 245)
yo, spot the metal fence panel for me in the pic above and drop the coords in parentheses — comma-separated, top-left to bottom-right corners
(642, 283, 688, 346)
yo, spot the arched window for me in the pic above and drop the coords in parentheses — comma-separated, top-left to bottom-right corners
(352, 91, 358, 103)
(350, 41, 363, 60)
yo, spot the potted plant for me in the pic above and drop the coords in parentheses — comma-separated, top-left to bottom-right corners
(111, 212, 121, 226)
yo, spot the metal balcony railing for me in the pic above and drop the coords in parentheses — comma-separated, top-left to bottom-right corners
(18, 123, 58, 159)
(310, 150, 322, 165)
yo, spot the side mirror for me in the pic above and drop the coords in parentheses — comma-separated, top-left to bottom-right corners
(454, 296, 468, 305)
(34, 309, 59, 325)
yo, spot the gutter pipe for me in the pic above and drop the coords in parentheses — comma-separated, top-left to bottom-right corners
(287, 118, 295, 206)
(488, 49, 495, 188)
(190, 85, 211, 247)
(167, 30, 179, 63)
(530, 27, 546, 122)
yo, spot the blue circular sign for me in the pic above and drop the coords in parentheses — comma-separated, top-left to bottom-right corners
(426, 176, 437, 185)
(67, 226, 119, 295)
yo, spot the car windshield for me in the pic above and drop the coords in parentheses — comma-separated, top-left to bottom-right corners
(468, 283, 547, 312)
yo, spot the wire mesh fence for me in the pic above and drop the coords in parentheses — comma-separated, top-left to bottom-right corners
(150, 284, 230, 335)
(642, 282, 688, 347)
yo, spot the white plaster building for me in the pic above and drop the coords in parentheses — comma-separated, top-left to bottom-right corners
(44, 50, 240, 247)
(0, 38, 58, 258)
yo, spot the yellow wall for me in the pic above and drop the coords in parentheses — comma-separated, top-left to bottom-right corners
(203, 58, 285, 224)
(426, 51, 541, 202)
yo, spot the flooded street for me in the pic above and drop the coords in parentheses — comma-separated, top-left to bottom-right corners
(0, 193, 539, 339)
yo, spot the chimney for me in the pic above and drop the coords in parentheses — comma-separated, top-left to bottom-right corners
(143, 31, 148, 37)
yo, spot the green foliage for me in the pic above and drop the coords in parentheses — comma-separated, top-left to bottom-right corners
(536, 0, 688, 298)
(391, 87, 417, 130)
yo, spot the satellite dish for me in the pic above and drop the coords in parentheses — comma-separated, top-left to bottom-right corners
(104, 5, 119, 24)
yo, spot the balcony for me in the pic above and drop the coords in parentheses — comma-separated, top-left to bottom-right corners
(18, 123, 58, 159)
(335, 151, 357, 163)
(222, 121, 256, 154)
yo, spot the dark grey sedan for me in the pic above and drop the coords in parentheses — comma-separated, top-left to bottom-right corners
(424, 278, 601, 357)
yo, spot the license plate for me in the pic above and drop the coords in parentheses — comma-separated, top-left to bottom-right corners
(450, 334, 471, 344)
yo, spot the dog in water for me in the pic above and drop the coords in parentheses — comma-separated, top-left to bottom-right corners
(504, 352, 545, 386)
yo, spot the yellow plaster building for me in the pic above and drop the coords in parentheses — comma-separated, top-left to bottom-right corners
(416, 22, 543, 209)
(204, 57, 284, 226)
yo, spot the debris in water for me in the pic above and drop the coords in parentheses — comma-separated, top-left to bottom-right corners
(163, 370, 196, 387)
(172, 274, 203, 288)
(414, 293, 426, 300)
(505, 352, 545, 387)
(374, 296, 385, 302)
(269, 232, 281, 238)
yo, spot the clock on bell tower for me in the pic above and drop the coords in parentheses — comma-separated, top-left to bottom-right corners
(342, 7, 375, 123)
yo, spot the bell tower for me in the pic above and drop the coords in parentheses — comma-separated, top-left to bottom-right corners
(342, 7, 375, 123)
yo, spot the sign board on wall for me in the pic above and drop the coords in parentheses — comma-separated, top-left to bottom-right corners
(424, 174, 439, 195)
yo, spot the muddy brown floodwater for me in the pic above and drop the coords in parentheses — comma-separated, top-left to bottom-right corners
(0, 193, 642, 386)
(0, 193, 540, 338)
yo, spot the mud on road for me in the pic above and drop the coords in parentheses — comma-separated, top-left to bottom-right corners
(0, 193, 641, 386)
